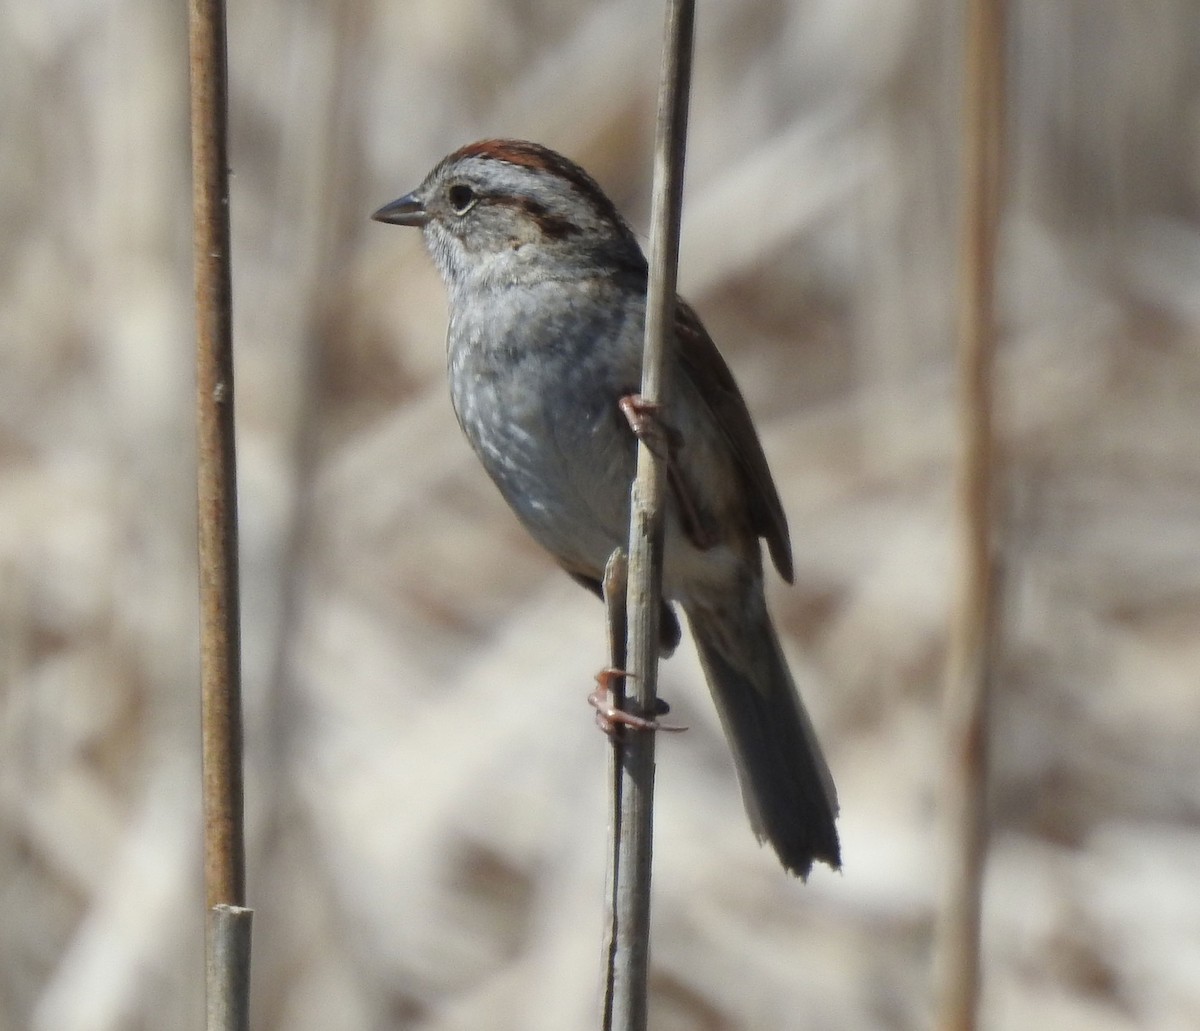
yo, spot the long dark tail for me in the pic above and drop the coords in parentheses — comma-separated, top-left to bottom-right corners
(685, 583, 840, 877)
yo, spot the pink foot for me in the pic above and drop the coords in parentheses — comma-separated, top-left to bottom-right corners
(589, 667, 686, 735)
(619, 394, 677, 459)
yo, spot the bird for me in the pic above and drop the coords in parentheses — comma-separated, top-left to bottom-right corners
(372, 139, 839, 876)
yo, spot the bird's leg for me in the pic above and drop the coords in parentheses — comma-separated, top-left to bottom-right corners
(589, 667, 686, 734)
(594, 545, 685, 737)
(618, 393, 716, 552)
(619, 393, 679, 460)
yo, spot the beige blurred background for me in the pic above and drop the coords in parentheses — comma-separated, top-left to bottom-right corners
(3, 1, 1199, 1028)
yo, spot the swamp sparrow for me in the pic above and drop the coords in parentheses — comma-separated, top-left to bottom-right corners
(373, 140, 839, 876)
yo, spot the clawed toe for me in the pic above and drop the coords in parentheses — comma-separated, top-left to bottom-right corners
(589, 667, 686, 735)
(618, 393, 679, 460)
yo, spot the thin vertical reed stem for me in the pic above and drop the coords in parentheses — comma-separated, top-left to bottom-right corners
(601, 550, 630, 1031)
(206, 905, 253, 1030)
(605, 1, 695, 1029)
(934, 1, 1006, 1028)
(190, 0, 250, 1025)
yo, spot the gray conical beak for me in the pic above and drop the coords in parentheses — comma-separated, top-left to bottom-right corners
(371, 192, 429, 227)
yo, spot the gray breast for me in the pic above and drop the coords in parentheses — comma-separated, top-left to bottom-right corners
(446, 281, 644, 575)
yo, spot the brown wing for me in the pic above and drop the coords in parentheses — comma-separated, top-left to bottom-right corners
(673, 301, 794, 583)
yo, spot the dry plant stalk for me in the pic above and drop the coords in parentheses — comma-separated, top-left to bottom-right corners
(207, 905, 253, 1030)
(190, 0, 251, 1025)
(606, 1, 695, 1029)
(934, 0, 1006, 1028)
(601, 549, 630, 1030)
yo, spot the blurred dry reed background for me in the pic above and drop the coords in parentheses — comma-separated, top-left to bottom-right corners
(3, 1, 1199, 1028)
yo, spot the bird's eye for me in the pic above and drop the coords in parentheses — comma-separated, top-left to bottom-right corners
(447, 184, 477, 215)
